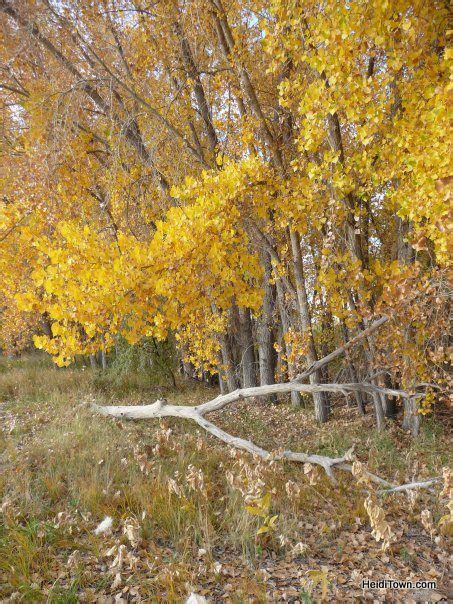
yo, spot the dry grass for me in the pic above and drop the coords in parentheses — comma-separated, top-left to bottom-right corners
(0, 354, 450, 602)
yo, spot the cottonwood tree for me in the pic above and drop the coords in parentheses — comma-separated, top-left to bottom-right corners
(0, 0, 450, 435)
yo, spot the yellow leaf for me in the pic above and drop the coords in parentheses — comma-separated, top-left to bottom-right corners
(245, 506, 266, 517)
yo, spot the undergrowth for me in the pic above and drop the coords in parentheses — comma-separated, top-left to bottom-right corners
(0, 354, 450, 602)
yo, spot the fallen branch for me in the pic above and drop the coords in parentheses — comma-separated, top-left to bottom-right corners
(93, 380, 408, 422)
(92, 379, 437, 491)
(92, 394, 361, 483)
(379, 477, 442, 494)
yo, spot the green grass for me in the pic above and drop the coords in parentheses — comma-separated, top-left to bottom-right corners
(0, 353, 450, 602)
(47, 581, 80, 604)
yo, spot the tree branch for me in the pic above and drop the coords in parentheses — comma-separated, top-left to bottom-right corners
(379, 477, 441, 494)
(90, 378, 426, 490)
(294, 316, 389, 382)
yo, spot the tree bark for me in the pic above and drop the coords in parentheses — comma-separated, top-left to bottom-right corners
(275, 277, 303, 407)
(347, 294, 385, 430)
(289, 230, 330, 422)
(219, 332, 238, 393)
(402, 397, 421, 436)
(238, 306, 257, 388)
(381, 373, 397, 418)
(218, 369, 226, 395)
(256, 254, 277, 402)
(341, 320, 366, 415)
(173, 19, 218, 154)
(41, 314, 53, 339)
(210, 0, 284, 170)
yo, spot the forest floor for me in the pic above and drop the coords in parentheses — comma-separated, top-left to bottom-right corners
(0, 355, 451, 603)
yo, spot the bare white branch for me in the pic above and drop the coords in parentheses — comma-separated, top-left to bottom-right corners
(91, 379, 438, 492)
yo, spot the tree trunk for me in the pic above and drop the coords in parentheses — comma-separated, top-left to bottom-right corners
(325, 103, 388, 429)
(41, 314, 52, 338)
(218, 368, 227, 395)
(401, 322, 420, 434)
(381, 373, 397, 418)
(219, 332, 238, 393)
(396, 217, 415, 264)
(319, 308, 333, 383)
(181, 360, 195, 380)
(371, 388, 385, 431)
(275, 277, 303, 407)
(395, 216, 420, 431)
(341, 321, 366, 415)
(173, 19, 218, 155)
(89, 354, 98, 369)
(257, 254, 277, 402)
(289, 230, 330, 422)
(238, 306, 257, 388)
(347, 293, 385, 429)
(402, 397, 420, 436)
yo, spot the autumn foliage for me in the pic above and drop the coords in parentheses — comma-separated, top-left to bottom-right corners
(0, 0, 451, 430)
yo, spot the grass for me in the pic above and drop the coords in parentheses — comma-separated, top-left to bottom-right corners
(0, 354, 450, 602)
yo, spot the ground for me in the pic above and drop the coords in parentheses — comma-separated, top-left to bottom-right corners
(0, 355, 451, 603)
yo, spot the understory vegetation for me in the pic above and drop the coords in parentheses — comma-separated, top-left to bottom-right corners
(0, 355, 450, 602)
(0, 0, 451, 601)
